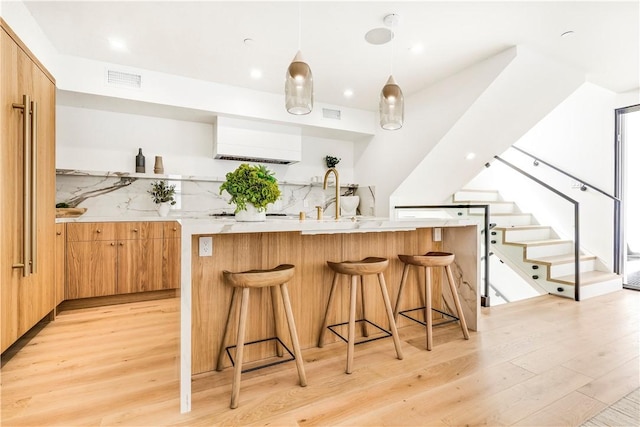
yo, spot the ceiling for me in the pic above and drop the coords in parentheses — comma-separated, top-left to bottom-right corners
(23, 1, 640, 111)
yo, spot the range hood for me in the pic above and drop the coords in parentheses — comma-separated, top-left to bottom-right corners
(214, 117, 302, 165)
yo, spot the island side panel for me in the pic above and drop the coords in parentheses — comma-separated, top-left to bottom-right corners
(442, 225, 480, 331)
(191, 227, 474, 375)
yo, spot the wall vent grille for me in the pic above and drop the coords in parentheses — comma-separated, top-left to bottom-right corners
(322, 108, 341, 120)
(106, 70, 142, 88)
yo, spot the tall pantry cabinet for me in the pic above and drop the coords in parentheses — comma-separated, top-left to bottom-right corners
(1, 19, 56, 353)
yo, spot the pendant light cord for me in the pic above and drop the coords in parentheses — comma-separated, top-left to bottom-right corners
(298, 1, 302, 50)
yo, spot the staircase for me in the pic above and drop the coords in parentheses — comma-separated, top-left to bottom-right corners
(453, 189, 623, 301)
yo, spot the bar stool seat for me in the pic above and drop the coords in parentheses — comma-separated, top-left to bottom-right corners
(217, 264, 307, 409)
(318, 257, 403, 374)
(395, 251, 470, 350)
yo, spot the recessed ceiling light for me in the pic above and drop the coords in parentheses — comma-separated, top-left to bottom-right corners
(108, 37, 127, 52)
(243, 38, 255, 46)
(560, 30, 575, 38)
(250, 69, 262, 79)
(465, 152, 476, 160)
(343, 89, 354, 98)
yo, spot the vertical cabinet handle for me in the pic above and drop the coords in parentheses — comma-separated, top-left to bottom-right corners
(30, 100, 37, 274)
(12, 95, 31, 277)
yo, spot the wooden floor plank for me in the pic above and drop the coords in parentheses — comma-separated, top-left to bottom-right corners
(1, 290, 638, 426)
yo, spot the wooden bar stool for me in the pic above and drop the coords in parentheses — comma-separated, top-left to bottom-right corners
(318, 257, 403, 374)
(394, 251, 470, 351)
(216, 264, 307, 409)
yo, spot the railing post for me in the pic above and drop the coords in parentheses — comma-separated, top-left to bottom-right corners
(574, 204, 580, 301)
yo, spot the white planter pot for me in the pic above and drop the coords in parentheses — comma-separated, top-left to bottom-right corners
(235, 203, 266, 222)
(158, 202, 171, 217)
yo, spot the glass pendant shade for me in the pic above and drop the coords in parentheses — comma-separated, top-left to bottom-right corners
(285, 51, 313, 115)
(380, 75, 404, 130)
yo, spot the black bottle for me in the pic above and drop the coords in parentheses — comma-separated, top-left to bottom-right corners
(136, 148, 145, 173)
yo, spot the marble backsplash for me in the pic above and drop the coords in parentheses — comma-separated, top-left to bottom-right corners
(56, 170, 375, 219)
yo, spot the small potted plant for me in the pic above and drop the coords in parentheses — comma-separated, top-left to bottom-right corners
(148, 180, 176, 217)
(325, 155, 341, 169)
(219, 163, 281, 221)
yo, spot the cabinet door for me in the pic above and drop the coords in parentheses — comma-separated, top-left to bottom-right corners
(66, 241, 117, 299)
(55, 224, 66, 306)
(162, 222, 181, 290)
(67, 222, 116, 242)
(117, 238, 163, 294)
(1, 24, 56, 352)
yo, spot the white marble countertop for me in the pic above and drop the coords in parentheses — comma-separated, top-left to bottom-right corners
(56, 215, 480, 234)
(180, 216, 479, 235)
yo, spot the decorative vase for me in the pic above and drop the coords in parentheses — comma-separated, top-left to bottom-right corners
(136, 148, 145, 173)
(235, 203, 266, 222)
(154, 156, 164, 174)
(158, 202, 170, 217)
(340, 195, 360, 217)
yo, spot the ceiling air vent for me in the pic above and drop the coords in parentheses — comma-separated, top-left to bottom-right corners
(106, 69, 142, 89)
(322, 108, 341, 120)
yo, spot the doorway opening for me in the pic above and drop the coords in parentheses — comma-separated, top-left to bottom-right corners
(615, 105, 640, 290)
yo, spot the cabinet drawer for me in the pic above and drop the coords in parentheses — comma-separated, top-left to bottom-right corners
(67, 222, 116, 241)
(116, 221, 163, 240)
(163, 221, 181, 238)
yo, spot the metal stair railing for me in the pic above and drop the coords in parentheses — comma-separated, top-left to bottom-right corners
(511, 145, 622, 273)
(493, 155, 582, 301)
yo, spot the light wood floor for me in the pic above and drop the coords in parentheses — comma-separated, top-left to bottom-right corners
(1, 290, 638, 426)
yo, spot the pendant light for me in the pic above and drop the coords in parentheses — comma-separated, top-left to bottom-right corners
(379, 14, 404, 130)
(285, 3, 313, 115)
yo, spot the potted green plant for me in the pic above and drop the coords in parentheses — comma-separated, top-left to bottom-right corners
(219, 163, 281, 221)
(325, 155, 341, 169)
(148, 180, 176, 217)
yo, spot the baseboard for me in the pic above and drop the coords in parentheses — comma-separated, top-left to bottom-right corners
(57, 289, 180, 312)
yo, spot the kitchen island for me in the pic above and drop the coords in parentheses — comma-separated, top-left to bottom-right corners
(179, 216, 480, 413)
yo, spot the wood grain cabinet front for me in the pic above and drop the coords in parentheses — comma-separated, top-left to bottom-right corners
(1, 20, 57, 353)
(162, 222, 181, 290)
(66, 223, 117, 299)
(65, 221, 179, 299)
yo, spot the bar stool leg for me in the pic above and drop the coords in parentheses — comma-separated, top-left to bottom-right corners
(377, 272, 403, 360)
(318, 272, 339, 348)
(279, 283, 308, 387)
(270, 286, 284, 357)
(346, 274, 358, 374)
(359, 276, 369, 338)
(424, 266, 433, 351)
(230, 287, 250, 409)
(394, 264, 410, 321)
(445, 265, 470, 340)
(217, 287, 239, 371)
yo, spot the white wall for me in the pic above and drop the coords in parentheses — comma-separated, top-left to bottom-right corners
(467, 82, 637, 269)
(56, 105, 356, 184)
(389, 46, 585, 214)
(354, 47, 519, 216)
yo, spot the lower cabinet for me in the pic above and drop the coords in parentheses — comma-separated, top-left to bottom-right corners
(65, 221, 179, 299)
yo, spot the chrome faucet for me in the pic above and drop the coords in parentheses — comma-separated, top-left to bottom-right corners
(323, 167, 340, 220)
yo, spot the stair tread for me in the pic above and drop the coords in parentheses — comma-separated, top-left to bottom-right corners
(453, 200, 513, 204)
(494, 225, 551, 231)
(505, 238, 572, 247)
(550, 271, 621, 285)
(528, 254, 595, 265)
